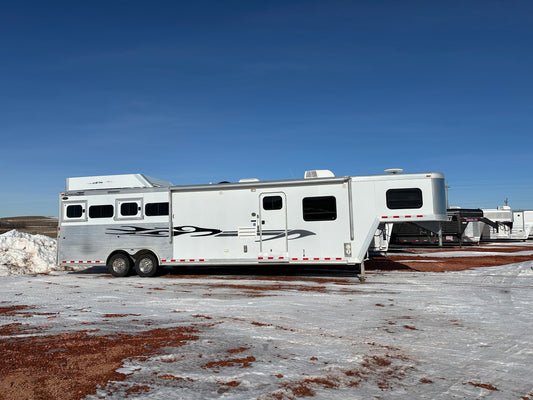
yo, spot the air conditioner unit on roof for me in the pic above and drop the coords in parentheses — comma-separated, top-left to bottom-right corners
(304, 170, 335, 179)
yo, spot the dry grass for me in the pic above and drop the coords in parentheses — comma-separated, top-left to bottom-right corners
(0, 216, 58, 238)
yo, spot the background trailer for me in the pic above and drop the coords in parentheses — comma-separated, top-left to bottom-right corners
(481, 207, 532, 241)
(390, 208, 485, 246)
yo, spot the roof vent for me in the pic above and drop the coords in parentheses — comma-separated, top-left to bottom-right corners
(384, 168, 403, 174)
(239, 178, 260, 183)
(304, 170, 335, 179)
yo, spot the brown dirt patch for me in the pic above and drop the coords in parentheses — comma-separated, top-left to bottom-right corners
(368, 243, 533, 272)
(102, 313, 141, 318)
(182, 282, 331, 296)
(227, 346, 250, 354)
(387, 255, 533, 272)
(466, 381, 499, 391)
(0, 326, 199, 400)
(260, 352, 411, 399)
(201, 355, 256, 371)
(0, 305, 35, 315)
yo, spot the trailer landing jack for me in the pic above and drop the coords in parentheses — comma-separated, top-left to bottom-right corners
(358, 261, 366, 283)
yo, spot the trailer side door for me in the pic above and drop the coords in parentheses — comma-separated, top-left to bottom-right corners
(258, 192, 288, 260)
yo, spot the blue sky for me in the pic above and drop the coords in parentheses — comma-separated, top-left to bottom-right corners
(1, 0, 532, 217)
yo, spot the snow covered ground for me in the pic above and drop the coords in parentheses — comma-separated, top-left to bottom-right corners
(2, 231, 533, 399)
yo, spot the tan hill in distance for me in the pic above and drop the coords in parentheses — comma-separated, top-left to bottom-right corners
(0, 216, 58, 238)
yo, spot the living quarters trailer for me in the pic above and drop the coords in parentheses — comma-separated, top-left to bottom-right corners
(57, 171, 447, 280)
(390, 208, 485, 246)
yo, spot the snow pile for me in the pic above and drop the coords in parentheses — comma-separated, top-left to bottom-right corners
(0, 230, 58, 276)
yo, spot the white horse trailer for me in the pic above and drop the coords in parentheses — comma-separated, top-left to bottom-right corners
(57, 170, 447, 280)
(525, 210, 533, 239)
(511, 210, 533, 240)
(481, 207, 531, 241)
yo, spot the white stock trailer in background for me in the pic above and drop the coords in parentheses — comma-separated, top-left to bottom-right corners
(481, 206, 532, 241)
(525, 210, 533, 239)
(57, 170, 447, 280)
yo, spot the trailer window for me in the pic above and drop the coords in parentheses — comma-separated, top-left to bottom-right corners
(120, 202, 139, 216)
(66, 205, 83, 218)
(303, 196, 337, 221)
(263, 196, 283, 210)
(146, 202, 169, 216)
(386, 188, 423, 209)
(89, 205, 114, 218)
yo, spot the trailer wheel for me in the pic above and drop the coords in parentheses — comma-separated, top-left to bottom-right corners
(108, 253, 132, 277)
(134, 253, 159, 277)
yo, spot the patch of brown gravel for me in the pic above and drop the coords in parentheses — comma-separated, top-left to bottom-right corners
(259, 351, 412, 399)
(0, 326, 199, 400)
(0, 305, 35, 315)
(368, 244, 533, 272)
(201, 355, 256, 371)
(466, 381, 499, 391)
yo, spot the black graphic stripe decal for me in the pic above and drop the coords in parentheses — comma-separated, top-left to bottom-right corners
(106, 225, 315, 241)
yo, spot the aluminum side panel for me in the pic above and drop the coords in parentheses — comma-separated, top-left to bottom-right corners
(58, 223, 172, 263)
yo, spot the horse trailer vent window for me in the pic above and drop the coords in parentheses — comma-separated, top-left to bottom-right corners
(66, 205, 83, 218)
(121, 202, 138, 216)
(263, 196, 283, 210)
(146, 202, 169, 216)
(89, 205, 114, 218)
(386, 188, 423, 209)
(303, 196, 337, 221)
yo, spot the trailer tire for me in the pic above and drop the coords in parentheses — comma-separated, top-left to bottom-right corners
(108, 253, 132, 277)
(134, 253, 159, 277)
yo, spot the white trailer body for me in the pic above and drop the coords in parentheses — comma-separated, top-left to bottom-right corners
(481, 207, 531, 241)
(511, 210, 533, 240)
(481, 207, 513, 240)
(524, 210, 533, 239)
(58, 171, 446, 278)
(462, 220, 485, 244)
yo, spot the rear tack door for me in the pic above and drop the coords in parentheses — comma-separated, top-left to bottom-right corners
(258, 192, 288, 261)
